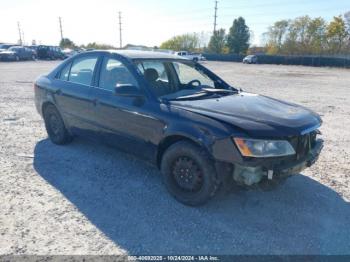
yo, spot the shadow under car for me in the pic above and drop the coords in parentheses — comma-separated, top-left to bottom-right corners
(33, 138, 350, 255)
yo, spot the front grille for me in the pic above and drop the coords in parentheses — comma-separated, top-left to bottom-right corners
(289, 130, 318, 160)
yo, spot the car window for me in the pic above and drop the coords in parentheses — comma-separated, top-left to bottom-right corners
(136, 61, 171, 96)
(99, 57, 138, 91)
(58, 62, 71, 81)
(69, 56, 98, 86)
(174, 62, 214, 87)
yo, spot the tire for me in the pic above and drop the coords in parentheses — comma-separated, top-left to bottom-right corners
(15, 55, 20, 61)
(43, 104, 73, 145)
(161, 141, 218, 206)
(32, 55, 36, 61)
(193, 58, 198, 62)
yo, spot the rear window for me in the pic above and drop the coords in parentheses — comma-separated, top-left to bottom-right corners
(68, 56, 98, 86)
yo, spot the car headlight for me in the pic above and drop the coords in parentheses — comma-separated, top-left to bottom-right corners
(233, 138, 295, 157)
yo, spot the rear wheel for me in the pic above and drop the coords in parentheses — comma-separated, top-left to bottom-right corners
(161, 141, 218, 206)
(43, 104, 72, 145)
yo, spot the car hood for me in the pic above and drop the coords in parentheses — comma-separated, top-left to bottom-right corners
(170, 92, 321, 138)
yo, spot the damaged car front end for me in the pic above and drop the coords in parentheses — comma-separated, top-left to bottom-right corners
(231, 128, 323, 186)
(173, 91, 324, 188)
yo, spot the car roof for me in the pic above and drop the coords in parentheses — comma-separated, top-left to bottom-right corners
(86, 50, 188, 60)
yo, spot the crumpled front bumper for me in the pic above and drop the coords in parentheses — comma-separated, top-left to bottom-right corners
(231, 139, 324, 186)
(273, 138, 323, 176)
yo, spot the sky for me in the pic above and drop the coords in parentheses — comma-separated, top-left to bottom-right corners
(0, 0, 349, 47)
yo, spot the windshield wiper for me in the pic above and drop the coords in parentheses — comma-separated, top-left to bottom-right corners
(162, 88, 238, 101)
(202, 88, 238, 94)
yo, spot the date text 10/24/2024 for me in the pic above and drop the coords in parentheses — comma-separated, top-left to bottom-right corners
(127, 255, 220, 261)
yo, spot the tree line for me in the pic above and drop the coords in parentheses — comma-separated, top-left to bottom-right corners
(264, 12, 350, 55)
(59, 38, 116, 50)
(59, 11, 350, 56)
(160, 12, 350, 56)
(160, 17, 251, 55)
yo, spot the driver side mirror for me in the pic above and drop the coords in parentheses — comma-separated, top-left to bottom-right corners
(114, 84, 144, 98)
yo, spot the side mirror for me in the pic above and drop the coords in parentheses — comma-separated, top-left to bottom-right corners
(114, 84, 144, 98)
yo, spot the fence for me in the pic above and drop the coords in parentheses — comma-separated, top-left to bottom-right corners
(203, 53, 350, 68)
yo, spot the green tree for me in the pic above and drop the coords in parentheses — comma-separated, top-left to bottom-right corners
(326, 15, 348, 53)
(226, 17, 250, 54)
(59, 38, 76, 49)
(283, 16, 312, 54)
(160, 33, 200, 51)
(265, 20, 289, 54)
(83, 42, 116, 50)
(208, 29, 226, 53)
(306, 17, 327, 54)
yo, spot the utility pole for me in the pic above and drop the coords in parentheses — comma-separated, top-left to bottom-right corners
(59, 17, 63, 41)
(213, 0, 218, 34)
(17, 22, 22, 45)
(118, 11, 122, 48)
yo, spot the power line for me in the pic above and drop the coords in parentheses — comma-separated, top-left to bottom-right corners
(213, 0, 218, 33)
(118, 11, 122, 48)
(59, 17, 63, 41)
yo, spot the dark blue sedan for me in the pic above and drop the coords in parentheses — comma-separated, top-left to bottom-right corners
(0, 46, 36, 61)
(34, 50, 323, 205)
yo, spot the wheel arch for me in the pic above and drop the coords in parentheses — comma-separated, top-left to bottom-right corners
(156, 134, 211, 169)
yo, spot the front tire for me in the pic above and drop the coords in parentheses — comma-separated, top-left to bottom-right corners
(43, 104, 72, 145)
(161, 141, 218, 206)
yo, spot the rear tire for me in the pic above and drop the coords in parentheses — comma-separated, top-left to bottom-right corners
(161, 141, 218, 206)
(43, 104, 72, 145)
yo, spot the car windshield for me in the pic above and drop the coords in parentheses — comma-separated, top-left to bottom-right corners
(135, 59, 235, 100)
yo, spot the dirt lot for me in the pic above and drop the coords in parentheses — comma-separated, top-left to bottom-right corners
(0, 60, 349, 255)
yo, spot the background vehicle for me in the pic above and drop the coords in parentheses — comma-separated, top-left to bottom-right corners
(175, 51, 205, 62)
(243, 55, 258, 64)
(37, 45, 65, 60)
(62, 48, 80, 58)
(0, 46, 36, 61)
(34, 50, 323, 206)
(0, 43, 16, 52)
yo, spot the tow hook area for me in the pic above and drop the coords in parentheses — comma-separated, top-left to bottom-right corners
(233, 164, 271, 186)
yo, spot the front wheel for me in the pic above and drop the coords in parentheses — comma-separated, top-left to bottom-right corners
(43, 104, 73, 145)
(161, 141, 218, 206)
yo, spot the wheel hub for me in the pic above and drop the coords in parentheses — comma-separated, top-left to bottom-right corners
(49, 114, 61, 136)
(172, 156, 203, 192)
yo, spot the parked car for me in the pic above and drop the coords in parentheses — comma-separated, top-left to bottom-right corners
(26, 45, 38, 55)
(175, 51, 205, 62)
(37, 45, 65, 60)
(243, 55, 258, 64)
(34, 50, 323, 206)
(0, 43, 16, 52)
(0, 46, 36, 61)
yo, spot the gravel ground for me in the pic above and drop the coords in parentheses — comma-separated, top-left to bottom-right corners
(0, 60, 349, 255)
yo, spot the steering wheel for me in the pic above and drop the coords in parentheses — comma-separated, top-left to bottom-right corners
(186, 79, 201, 89)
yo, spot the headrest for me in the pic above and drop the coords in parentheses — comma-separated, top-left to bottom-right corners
(144, 68, 159, 82)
